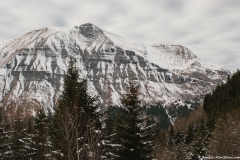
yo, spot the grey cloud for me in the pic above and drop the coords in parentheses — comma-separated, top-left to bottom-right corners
(0, 0, 239, 71)
(53, 19, 67, 27)
(162, 0, 186, 12)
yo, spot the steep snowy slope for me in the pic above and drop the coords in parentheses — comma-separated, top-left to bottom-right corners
(0, 23, 231, 118)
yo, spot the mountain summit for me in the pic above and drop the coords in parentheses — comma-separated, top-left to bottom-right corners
(0, 23, 231, 118)
(79, 23, 103, 38)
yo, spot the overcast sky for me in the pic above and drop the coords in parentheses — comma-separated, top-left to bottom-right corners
(0, 0, 239, 71)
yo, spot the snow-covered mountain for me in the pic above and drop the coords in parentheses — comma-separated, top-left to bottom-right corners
(0, 23, 231, 117)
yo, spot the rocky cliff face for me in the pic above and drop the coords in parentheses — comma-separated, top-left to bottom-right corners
(0, 23, 231, 119)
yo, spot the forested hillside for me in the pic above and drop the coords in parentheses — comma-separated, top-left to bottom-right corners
(154, 70, 240, 159)
(204, 71, 240, 128)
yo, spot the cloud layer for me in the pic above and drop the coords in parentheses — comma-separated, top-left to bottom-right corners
(0, 0, 239, 70)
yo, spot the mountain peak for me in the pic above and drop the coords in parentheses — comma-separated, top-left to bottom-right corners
(79, 23, 103, 38)
(0, 24, 231, 121)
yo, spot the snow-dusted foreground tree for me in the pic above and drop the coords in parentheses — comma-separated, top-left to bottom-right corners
(51, 57, 102, 160)
(110, 81, 159, 160)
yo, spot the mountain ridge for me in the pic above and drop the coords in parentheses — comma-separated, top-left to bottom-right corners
(0, 23, 232, 120)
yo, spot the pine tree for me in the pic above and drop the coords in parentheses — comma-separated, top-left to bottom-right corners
(33, 107, 52, 159)
(174, 130, 185, 145)
(102, 111, 115, 159)
(112, 81, 158, 160)
(11, 117, 36, 159)
(0, 109, 9, 158)
(190, 119, 210, 160)
(167, 126, 175, 147)
(51, 56, 102, 160)
(1, 117, 12, 159)
(185, 124, 194, 145)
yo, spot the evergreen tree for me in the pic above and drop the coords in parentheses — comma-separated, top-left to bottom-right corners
(190, 119, 210, 160)
(0, 110, 9, 159)
(51, 56, 102, 160)
(167, 126, 175, 147)
(102, 111, 115, 159)
(112, 81, 158, 160)
(33, 108, 52, 159)
(174, 130, 185, 145)
(11, 117, 35, 159)
(185, 124, 194, 145)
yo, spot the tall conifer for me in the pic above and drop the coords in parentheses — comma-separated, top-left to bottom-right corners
(113, 81, 158, 160)
(33, 108, 51, 159)
(51, 56, 102, 159)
